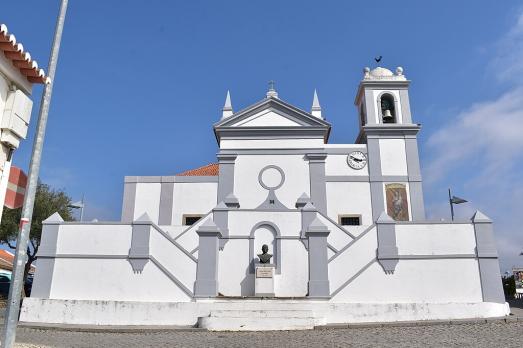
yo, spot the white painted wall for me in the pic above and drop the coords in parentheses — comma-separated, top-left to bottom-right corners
(395, 224, 477, 255)
(133, 183, 162, 222)
(234, 155, 310, 209)
(218, 239, 251, 296)
(325, 154, 369, 176)
(325, 182, 373, 226)
(329, 224, 484, 303)
(220, 138, 325, 149)
(172, 183, 217, 226)
(50, 258, 191, 302)
(379, 139, 408, 176)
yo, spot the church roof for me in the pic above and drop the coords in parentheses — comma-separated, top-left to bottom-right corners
(176, 163, 219, 176)
(0, 24, 48, 84)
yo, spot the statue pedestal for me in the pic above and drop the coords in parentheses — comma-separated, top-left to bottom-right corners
(254, 263, 275, 297)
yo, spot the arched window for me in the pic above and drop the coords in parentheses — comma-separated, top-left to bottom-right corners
(380, 93, 396, 123)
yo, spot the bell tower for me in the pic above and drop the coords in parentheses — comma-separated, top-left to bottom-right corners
(354, 66, 425, 221)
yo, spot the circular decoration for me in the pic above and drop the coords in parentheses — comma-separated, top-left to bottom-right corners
(258, 165, 285, 190)
(347, 151, 367, 170)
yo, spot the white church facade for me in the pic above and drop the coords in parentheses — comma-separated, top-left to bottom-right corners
(23, 66, 508, 330)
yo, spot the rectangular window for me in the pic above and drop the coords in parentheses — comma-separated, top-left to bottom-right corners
(338, 215, 361, 226)
(183, 215, 203, 226)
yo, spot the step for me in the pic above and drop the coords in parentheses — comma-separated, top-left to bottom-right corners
(208, 309, 314, 318)
(198, 309, 320, 331)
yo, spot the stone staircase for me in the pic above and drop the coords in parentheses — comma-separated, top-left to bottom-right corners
(198, 309, 321, 331)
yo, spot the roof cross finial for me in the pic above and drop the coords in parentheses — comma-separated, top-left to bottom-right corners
(266, 80, 278, 98)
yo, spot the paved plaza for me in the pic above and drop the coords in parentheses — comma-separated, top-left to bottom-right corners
(8, 320, 523, 348)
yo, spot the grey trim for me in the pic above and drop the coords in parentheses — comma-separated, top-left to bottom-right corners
(220, 148, 324, 155)
(370, 182, 385, 223)
(190, 247, 199, 255)
(121, 183, 137, 223)
(408, 181, 426, 221)
(149, 223, 197, 262)
(213, 203, 229, 249)
(326, 176, 369, 182)
(128, 221, 151, 273)
(31, 224, 60, 298)
(218, 148, 367, 156)
(366, 138, 384, 221)
(224, 235, 302, 240)
(171, 176, 218, 183)
(248, 221, 282, 274)
(395, 254, 477, 260)
(149, 256, 193, 297)
(256, 190, 289, 210)
(331, 258, 377, 297)
(472, 211, 505, 304)
(37, 254, 129, 259)
(158, 183, 174, 225)
(217, 154, 237, 204)
(327, 243, 339, 253)
(363, 89, 377, 125)
(306, 218, 331, 298)
(399, 89, 413, 124)
(306, 153, 327, 215)
(214, 97, 331, 128)
(328, 224, 375, 263)
(258, 165, 285, 190)
(256, 165, 289, 210)
(215, 127, 330, 142)
(325, 175, 421, 183)
(173, 211, 212, 242)
(194, 221, 222, 297)
(125, 176, 218, 184)
(404, 136, 425, 219)
(375, 212, 398, 274)
(295, 192, 311, 209)
(317, 211, 356, 239)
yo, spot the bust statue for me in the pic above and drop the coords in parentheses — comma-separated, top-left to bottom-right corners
(257, 244, 272, 264)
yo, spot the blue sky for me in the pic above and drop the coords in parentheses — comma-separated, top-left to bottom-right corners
(2, 1, 522, 271)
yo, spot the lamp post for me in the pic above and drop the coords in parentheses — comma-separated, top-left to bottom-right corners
(448, 188, 468, 221)
(1, 1, 68, 347)
(68, 195, 85, 221)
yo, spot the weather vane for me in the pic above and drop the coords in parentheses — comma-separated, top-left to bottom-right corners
(268, 80, 275, 91)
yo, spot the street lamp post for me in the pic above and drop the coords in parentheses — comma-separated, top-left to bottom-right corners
(1, 1, 69, 347)
(448, 188, 468, 221)
(69, 195, 85, 221)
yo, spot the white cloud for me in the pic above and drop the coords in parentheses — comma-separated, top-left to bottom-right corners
(424, 10, 523, 271)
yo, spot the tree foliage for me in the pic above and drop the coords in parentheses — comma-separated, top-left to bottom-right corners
(0, 181, 74, 282)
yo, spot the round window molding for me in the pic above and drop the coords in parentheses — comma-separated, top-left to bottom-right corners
(258, 165, 285, 190)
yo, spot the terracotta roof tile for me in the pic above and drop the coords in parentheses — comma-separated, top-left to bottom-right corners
(177, 163, 218, 176)
(0, 24, 48, 84)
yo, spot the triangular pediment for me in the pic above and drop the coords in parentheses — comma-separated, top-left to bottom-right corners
(214, 97, 330, 128)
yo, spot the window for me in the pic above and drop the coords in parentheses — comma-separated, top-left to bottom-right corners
(0, 275, 10, 283)
(182, 215, 203, 226)
(338, 215, 361, 226)
(380, 93, 396, 123)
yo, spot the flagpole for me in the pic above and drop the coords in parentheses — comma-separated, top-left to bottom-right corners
(448, 188, 455, 221)
(1, 1, 68, 347)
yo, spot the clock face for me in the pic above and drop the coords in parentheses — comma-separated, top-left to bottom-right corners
(347, 151, 367, 170)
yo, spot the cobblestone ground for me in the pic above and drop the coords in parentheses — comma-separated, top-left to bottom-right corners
(12, 321, 523, 348)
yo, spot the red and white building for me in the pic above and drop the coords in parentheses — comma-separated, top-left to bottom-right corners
(0, 24, 47, 220)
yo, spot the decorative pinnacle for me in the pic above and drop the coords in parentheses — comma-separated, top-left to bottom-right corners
(221, 90, 233, 119)
(266, 80, 278, 98)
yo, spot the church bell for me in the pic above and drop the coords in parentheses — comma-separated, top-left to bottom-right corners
(382, 109, 394, 122)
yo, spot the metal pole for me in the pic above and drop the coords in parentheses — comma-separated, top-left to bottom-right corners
(1, 1, 68, 346)
(80, 194, 84, 221)
(448, 188, 454, 221)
